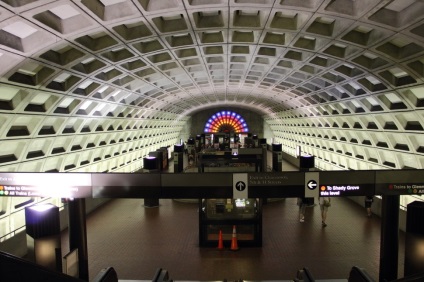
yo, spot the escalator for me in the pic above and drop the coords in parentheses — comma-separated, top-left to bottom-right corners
(0, 250, 117, 282)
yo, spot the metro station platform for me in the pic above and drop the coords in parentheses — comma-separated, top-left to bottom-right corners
(46, 152, 413, 282)
(60, 188, 406, 281)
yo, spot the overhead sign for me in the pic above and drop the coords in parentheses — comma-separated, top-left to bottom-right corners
(305, 172, 319, 198)
(92, 173, 160, 198)
(233, 173, 248, 199)
(248, 172, 304, 198)
(319, 171, 375, 197)
(307, 180, 317, 190)
(2, 170, 424, 199)
(375, 170, 424, 195)
(161, 173, 232, 198)
(0, 173, 92, 198)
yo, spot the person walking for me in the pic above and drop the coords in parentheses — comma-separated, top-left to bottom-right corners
(319, 196, 331, 227)
(364, 195, 374, 217)
(297, 197, 307, 222)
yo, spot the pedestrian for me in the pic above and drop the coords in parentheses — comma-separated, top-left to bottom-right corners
(319, 196, 331, 227)
(188, 153, 194, 166)
(297, 197, 307, 222)
(365, 195, 374, 217)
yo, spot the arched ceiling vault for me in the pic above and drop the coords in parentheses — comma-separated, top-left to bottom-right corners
(0, 0, 424, 172)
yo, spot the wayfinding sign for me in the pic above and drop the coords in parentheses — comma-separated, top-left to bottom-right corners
(2, 170, 424, 199)
(375, 170, 424, 195)
(161, 173, 232, 198)
(319, 171, 375, 197)
(92, 173, 160, 198)
(233, 173, 248, 199)
(0, 173, 92, 198)
(247, 172, 304, 197)
(305, 172, 319, 198)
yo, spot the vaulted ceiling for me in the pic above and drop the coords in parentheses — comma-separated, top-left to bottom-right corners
(0, 0, 424, 172)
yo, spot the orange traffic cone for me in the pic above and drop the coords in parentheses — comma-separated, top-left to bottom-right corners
(217, 230, 224, 250)
(230, 225, 239, 251)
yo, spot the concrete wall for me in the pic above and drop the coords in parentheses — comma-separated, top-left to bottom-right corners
(282, 151, 300, 168)
(263, 121, 274, 142)
(179, 117, 192, 143)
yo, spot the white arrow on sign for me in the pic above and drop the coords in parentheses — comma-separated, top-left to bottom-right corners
(233, 173, 248, 199)
(307, 180, 317, 190)
(236, 181, 246, 191)
(305, 172, 319, 198)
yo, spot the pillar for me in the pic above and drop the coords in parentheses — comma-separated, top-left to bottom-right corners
(271, 143, 282, 172)
(299, 155, 315, 206)
(68, 199, 89, 281)
(143, 156, 160, 207)
(259, 138, 267, 172)
(25, 203, 61, 272)
(379, 195, 399, 282)
(173, 144, 184, 173)
(405, 201, 424, 276)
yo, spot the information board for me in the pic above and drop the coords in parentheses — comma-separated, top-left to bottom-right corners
(91, 173, 160, 198)
(161, 173, 232, 198)
(319, 171, 375, 197)
(375, 170, 424, 195)
(248, 172, 304, 197)
(0, 173, 92, 198)
(0, 170, 422, 199)
(305, 172, 319, 198)
(233, 173, 248, 199)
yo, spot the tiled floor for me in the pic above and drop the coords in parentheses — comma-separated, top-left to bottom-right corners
(60, 154, 406, 281)
(61, 196, 405, 281)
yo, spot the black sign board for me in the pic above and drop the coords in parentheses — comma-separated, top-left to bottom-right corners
(247, 172, 304, 198)
(0, 173, 92, 198)
(1, 170, 423, 199)
(91, 173, 160, 198)
(161, 173, 232, 198)
(375, 170, 424, 195)
(319, 171, 375, 197)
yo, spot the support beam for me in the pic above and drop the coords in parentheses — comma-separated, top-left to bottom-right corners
(379, 195, 399, 281)
(68, 199, 89, 281)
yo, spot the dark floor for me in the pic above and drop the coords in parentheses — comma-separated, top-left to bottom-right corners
(61, 196, 405, 281)
(60, 154, 406, 281)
